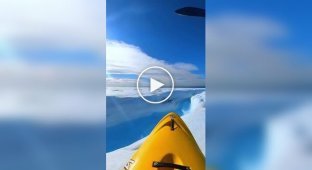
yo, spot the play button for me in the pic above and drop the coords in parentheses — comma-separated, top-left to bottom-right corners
(150, 78, 165, 92)
(137, 66, 174, 104)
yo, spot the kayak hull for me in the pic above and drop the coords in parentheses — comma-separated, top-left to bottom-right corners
(124, 112, 205, 170)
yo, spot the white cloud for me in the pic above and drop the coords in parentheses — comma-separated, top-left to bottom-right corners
(206, 14, 312, 90)
(106, 77, 137, 87)
(173, 63, 198, 71)
(0, 0, 106, 124)
(0, 65, 105, 124)
(0, 0, 105, 50)
(259, 102, 312, 170)
(106, 40, 204, 87)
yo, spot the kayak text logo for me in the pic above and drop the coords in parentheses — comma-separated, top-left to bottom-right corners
(124, 159, 135, 170)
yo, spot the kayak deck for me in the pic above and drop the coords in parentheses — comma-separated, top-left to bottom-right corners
(125, 112, 205, 170)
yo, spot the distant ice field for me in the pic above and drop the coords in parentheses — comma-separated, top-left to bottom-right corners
(106, 87, 205, 152)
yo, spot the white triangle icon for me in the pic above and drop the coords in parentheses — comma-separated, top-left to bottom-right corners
(150, 78, 165, 92)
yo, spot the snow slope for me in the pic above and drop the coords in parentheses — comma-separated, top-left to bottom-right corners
(257, 101, 312, 170)
(106, 88, 203, 127)
(106, 91, 206, 169)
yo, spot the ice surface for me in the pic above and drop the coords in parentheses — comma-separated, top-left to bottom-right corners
(106, 86, 203, 97)
(106, 88, 204, 127)
(106, 91, 206, 169)
(257, 101, 312, 170)
(204, 92, 312, 170)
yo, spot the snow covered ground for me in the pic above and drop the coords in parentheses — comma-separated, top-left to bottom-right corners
(106, 86, 204, 97)
(106, 91, 205, 170)
(257, 101, 312, 170)
(206, 92, 312, 170)
(106, 88, 204, 151)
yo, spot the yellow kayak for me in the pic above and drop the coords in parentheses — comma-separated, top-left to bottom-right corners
(124, 112, 205, 170)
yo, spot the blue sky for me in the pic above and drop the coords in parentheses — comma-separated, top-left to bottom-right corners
(205, 1, 312, 169)
(0, 0, 104, 67)
(207, 0, 312, 62)
(107, 0, 205, 78)
(205, 0, 312, 90)
(0, 0, 105, 122)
